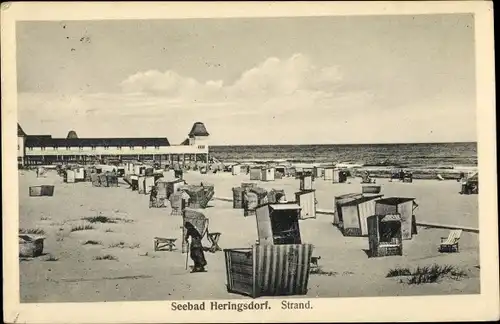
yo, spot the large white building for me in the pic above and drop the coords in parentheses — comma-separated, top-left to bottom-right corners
(17, 122, 210, 166)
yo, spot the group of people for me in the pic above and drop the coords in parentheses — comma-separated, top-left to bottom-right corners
(391, 169, 413, 181)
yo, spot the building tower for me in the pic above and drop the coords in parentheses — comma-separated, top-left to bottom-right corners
(17, 123, 27, 167)
(188, 122, 210, 164)
(66, 130, 78, 139)
(188, 122, 210, 146)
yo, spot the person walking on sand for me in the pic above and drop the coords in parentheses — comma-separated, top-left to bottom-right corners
(184, 221, 207, 273)
(149, 186, 158, 208)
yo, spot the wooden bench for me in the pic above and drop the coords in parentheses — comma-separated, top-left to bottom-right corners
(154, 237, 177, 251)
(439, 229, 462, 253)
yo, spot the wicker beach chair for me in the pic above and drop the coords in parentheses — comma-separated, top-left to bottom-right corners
(439, 229, 462, 253)
(170, 192, 186, 215)
(91, 173, 101, 187)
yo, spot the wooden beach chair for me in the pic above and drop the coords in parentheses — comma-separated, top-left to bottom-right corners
(153, 237, 177, 252)
(439, 229, 462, 253)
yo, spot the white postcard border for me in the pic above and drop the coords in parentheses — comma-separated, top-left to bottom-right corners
(2, 1, 498, 323)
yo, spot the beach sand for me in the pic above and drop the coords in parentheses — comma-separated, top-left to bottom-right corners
(19, 170, 480, 302)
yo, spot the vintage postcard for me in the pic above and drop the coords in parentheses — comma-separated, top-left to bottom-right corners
(2, 1, 498, 323)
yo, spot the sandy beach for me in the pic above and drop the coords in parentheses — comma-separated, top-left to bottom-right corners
(19, 169, 480, 303)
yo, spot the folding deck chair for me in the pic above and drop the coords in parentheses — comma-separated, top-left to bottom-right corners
(439, 229, 462, 253)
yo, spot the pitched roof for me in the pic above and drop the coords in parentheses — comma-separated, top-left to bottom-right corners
(376, 197, 416, 205)
(180, 138, 190, 145)
(381, 214, 402, 222)
(25, 136, 170, 147)
(17, 124, 27, 136)
(188, 122, 209, 137)
(338, 195, 383, 207)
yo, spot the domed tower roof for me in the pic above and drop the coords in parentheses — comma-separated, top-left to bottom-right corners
(188, 122, 209, 137)
(66, 130, 78, 139)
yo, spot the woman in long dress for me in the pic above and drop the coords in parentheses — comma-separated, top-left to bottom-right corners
(184, 221, 207, 272)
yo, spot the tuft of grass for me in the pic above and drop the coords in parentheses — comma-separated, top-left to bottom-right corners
(129, 243, 141, 249)
(93, 254, 118, 261)
(50, 221, 66, 226)
(113, 218, 134, 224)
(83, 215, 134, 224)
(40, 216, 52, 221)
(387, 264, 468, 285)
(104, 228, 114, 233)
(70, 224, 95, 232)
(108, 241, 126, 248)
(108, 242, 140, 249)
(82, 216, 117, 224)
(386, 267, 412, 278)
(310, 267, 338, 276)
(82, 240, 103, 246)
(19, 228, 45, 235)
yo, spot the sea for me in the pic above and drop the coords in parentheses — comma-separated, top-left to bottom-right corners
(210, 142, 478, 170)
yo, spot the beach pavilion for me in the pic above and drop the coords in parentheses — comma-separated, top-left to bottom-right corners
(17, 122, 211, 167)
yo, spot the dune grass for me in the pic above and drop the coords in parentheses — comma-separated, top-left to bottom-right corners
(93, 254, 118, 261)
(82, 216, 117, 224)
(310, 267, 338, 276)
(113, 218, 135, 224)
(386, 267, 412, 277)
(82, 216, 134, 224)
(82, 240, 103, 246)
(70, 224, 95, 232)
(19, 228, 46, 235)
(387, 264, 468, 284)
(108, 242, 140, 249)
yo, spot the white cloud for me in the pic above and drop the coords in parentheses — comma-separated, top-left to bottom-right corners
(119, 53, 344, 103)
(17, 53, 476, 144)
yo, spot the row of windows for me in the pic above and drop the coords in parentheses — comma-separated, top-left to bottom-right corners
(30, 146, 162, 151)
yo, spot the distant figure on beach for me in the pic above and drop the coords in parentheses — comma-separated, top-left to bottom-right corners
(36, 167, 39, 178)
(149, 186, 157, 208)
(276, 192, 287, 203)
(399, 169, 405, 181)
(362, 171, 372, 183)
(184, 221, 207, 272)
(179, 189, 190, 207)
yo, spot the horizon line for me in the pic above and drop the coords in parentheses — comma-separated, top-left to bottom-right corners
(210, 141, 478, 147)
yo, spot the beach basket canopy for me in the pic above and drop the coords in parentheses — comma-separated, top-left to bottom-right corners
(66, 130, 79, 139)
(188, 122, 209, 137)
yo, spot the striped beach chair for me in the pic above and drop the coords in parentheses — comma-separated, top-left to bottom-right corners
(439, 229, 462, 253)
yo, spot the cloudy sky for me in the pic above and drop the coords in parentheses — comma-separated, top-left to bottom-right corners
(16, 14, 476, 145)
